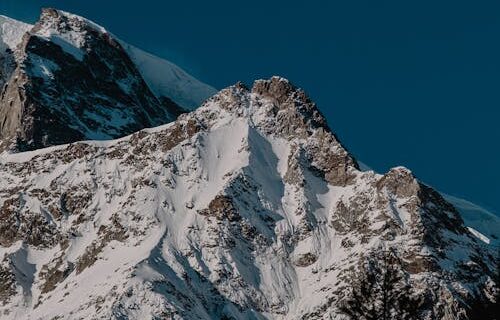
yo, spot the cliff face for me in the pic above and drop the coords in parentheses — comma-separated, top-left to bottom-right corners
(0, 77, 496, 320)
(0, 15, 32, 89)
(0, 9, 215, 152)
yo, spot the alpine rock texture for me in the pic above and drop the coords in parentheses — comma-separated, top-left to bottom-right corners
(0, 9, 216, 152)
(0, 8, 498, 320)
(0, 74, 497, 319)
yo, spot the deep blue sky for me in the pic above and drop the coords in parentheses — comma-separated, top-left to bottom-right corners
(1, 0, 499, 213)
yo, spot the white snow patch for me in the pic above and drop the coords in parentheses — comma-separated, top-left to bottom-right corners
(121, 42, 217, 110)
(0, 15, 32, 52)
(467, 227, 490, 244)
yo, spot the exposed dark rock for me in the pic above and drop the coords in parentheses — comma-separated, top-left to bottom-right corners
(251, 77, 328, 138)
(0, 262, 16, 306)
(75, 215, 128, 274)
(293, 253, 318, 267)
(158, 118, 202, 153)
(198, 195, 241, 222)
(60, 185, 93, 216)
(0, 196, 57, 247)
(330, 200, 370, 235)
(0, 9, 183, 152)
(283, 145, 306, 186)
(377, 167, 420, 198)
(39, 255, 74, 294)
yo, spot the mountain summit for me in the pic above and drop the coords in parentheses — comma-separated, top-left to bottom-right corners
(0, 73, 497, 319)
(0, 9, 216, 152)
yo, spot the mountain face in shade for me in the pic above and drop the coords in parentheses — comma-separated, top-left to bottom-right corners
(0, 76, 496, 320)
(0, 9, 216, 152)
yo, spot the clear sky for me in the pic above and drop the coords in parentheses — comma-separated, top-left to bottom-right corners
(1, 0, 499, 213)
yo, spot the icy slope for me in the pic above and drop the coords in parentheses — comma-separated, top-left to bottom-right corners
(122, 43, 217, 110)
(443, 195, 499, 245)
(0, 77, 496, 320)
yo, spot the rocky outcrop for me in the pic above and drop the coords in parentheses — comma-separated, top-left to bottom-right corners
(0, 15, 32, 87)
(206, 77, 358, 187)
(0, 195, 58, 247)
(198, 195, 241, 222)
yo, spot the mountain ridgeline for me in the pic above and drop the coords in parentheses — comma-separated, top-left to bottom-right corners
(0, 8, 498, 320)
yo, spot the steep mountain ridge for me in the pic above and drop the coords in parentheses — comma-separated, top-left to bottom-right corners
(0, 15, 31, 88)
(121, 42, 217, 111)
(443, 195, 499, 246)
(358, 162, 500, 247)
(0, 77, 496, 319)
(0, 9, 216, 152)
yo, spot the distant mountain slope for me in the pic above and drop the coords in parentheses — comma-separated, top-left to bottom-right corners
(122, 43, 217, 111)
(443, 194, 499, 246)
(0, 9, 216, 152)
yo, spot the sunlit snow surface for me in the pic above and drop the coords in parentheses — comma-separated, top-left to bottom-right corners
(0, 15, 31, 52)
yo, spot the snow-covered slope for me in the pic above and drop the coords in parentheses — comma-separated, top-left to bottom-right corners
(443, 195, 499, 246)
(122, 43, 217, 111)
(0, 15, 31, 51)
(0, 77, 496, 320)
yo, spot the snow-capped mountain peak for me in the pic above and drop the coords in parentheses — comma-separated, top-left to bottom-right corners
(0, 9, 216, 152)
(0, 8, 496, 320)
(31, 8, 108, 61)
(32, 8, 216, 110)
(0, 15, 32, 89)
(358, 161, 500, 246)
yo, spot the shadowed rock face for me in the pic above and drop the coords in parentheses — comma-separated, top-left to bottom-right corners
(0, 8, 187, 152)
(0, 48, 16, 90)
